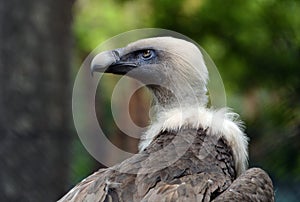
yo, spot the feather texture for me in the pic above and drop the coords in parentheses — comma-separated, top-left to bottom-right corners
(139, 106, 248, 176)
(58, 128, 273, 202)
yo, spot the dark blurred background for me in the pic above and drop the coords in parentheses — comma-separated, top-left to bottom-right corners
(0, 0, 299, 201)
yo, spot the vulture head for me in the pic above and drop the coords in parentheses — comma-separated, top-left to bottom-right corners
(91, 37, 209, 109)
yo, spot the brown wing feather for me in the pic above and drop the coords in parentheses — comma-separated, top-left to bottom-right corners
(212, 167, 274, 202)
(57, 169, 108, 202)
(58, 129, 273, 202)
(142, 172, 232, 202)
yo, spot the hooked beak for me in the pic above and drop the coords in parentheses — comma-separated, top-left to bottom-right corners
(91, 50, 137, 75)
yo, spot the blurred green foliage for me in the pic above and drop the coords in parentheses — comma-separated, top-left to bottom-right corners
(72, 0, 300, 200)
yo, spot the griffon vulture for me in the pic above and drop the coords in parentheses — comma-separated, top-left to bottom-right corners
(59, 37, 274, 202)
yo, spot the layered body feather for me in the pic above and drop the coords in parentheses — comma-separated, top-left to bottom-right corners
(59, 126, 273, 201)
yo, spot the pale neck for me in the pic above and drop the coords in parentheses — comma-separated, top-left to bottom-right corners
(148, 85, 208, 113)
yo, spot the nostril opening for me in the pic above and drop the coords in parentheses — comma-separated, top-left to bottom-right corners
(112, 50, 120, 60)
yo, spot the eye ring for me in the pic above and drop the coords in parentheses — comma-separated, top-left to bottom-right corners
(142, 50, 153, 59)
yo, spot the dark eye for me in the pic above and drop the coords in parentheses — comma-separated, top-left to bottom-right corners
(141, 50, 153, 59)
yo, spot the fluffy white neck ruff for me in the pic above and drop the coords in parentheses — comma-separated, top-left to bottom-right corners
(138, 106, 248, 176)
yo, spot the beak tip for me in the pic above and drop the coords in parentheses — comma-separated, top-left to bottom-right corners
(90, 63, 97, 75)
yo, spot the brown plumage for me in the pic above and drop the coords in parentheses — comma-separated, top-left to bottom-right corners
(59, 128, 273, 202)
(59, 37, 274, 201)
